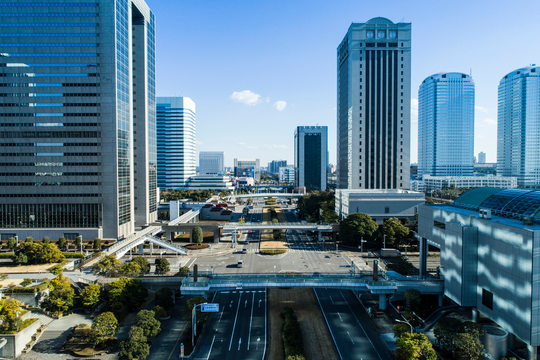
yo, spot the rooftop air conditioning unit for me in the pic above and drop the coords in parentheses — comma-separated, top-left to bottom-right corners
(485, 210, 492, 219)
(479, 210, 484, 218)
(522, 216, 534, 225)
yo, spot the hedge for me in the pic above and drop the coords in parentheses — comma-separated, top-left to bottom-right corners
(0, 253, 14, 258)
(10, 281, 49, 293)
(259, 249, 287, 255)
(62, 253, 85, 258)
(0, 318, 37, 334)
(281, 307, 304, 358)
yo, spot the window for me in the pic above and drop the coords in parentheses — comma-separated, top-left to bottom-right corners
(482, 289, 493, 310)
(384, 207, 390, 214)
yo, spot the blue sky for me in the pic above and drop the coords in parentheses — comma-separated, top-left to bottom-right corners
(146, 0, 540, 168)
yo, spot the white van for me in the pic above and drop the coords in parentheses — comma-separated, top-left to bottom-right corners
(237, 260, 244, 268)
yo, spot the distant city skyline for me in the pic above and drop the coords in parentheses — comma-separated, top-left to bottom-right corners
(146, 0, 539, 167)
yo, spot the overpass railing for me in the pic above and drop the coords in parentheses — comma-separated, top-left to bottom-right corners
(222, 222, 335, 230)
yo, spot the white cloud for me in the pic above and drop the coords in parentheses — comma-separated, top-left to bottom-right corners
(266, 97, 270, 103)
(238, 142, 246, 145)
(475, 105, 488, 113)
(411, 98, 418, 123)
(273, 100, 287, 111)
(264, 144, 272, 149)
(246, 145, 259, 149)
(196, 140, 204, 145)
(484, 118, 497, 125)
(229, 90, 261, 106)
(273, 144, 287, 149)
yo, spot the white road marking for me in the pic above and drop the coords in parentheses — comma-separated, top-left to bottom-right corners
(206, 335, 216, 359)
(347, 331, 355, 345)
(314, 289, 343, 360)
(329, 295, 334, 304)
(338, 312, 343, 321)
(247, 292, 254, 350)
(238, 337, 242, 351)
(228, 293, 242, 351)
(262, 288, 267, 360)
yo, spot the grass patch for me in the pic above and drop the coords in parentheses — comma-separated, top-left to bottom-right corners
(0, 318, 37, 334)
(184, 243, 210, 250)
(281, 307, 305, 359)
(260, 249, 287, 255)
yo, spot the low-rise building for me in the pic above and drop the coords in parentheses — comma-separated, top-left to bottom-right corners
(334, 189, 425, 223)
(279, 166, 295, 183)
(183, 175, 234, 191)
(411, 175, 517, 192)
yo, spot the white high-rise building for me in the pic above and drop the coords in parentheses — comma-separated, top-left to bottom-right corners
(497, 65, 540, 187)
(157, 97, 196, 189)
(478, 152, 486, 164)
(199, 151, 224, 175)
(418, 72, 475, 177)
(337, 17, 411, 190)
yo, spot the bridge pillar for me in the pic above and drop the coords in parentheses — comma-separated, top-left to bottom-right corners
(318, 231, 321, 243)
(379, 294, 387, 310)
(472, 308, 478, 322)
(139, 244, 144, 255)
(527, 344, 537, 360)
(419, 236, 428, 276)
(438, 294, 443, 307)
(213, 230, 219, 243)
(332, 231, 337, 242)
(150, 243, 154, 256)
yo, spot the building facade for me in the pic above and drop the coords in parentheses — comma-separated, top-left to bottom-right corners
(337, 17, 411, 190)
(268, 160, 287, 174)
(183, 175, 234, 191)
(497, 65, 540, 187)
(279, 166, 295, 183)
(234, 159, 260, 182)
(294, 126, 328, 192)
(335, 189, 424, 223)
(418, 188, 540, 358)
(478, 152, 486, 164)
(418, 72, 475, 177)
(156, 97, 196, 189)
(199, 151, 224, 175)
(410, 175, 518, 192)
(0, 0, 156, 240)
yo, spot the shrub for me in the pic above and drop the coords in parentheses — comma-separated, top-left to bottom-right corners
(179, 266, 189, 275)
(93, 238, 102, 250)
(152, 305, 168, 319)
(42, 237, 50, 244)
(259, 249, 287, 255)
(192, 227, 203, 244)
(58, 237, 67, 250)
(281, 307, 304, 358)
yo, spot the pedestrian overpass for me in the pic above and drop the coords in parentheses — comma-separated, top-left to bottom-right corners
(222, 222, 334, 231)
(180, 272, 444, 308)
(233, 193, 304, 199)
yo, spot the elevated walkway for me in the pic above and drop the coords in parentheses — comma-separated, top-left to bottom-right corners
(180, 272, 443, 296)
(222, 222, 335, 231)
(234, 193, 304, 199)
(113, 235, 186, 258)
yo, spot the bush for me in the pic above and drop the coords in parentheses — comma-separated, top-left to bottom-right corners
(259, 249, 287, 255)
(49, 264, 65, 275)
(42, 237, 50, 244)
(152, 305, 168, 319)
(192, 227, 203, 244)
(58, 237, 67, 250)
(179, 266, 189, 275)
(93, 238, 102, 250)
(62, 253, 85, 258)
(281, 307, 304, 358)
(155, 287, 174, 310)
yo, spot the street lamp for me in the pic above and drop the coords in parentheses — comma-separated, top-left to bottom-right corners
(383, 234, 386, 249)
(212, 264, 225, 275)
(359, 237, 367, 255)
(395, 319, 413, 333)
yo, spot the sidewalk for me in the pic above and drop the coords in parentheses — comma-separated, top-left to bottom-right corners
(182, 240, 237, 258)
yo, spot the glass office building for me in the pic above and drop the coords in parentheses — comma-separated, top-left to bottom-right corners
(0, 0, 157, 240)
(337, 17, 411, 190)
(199, 151, 224, 175)
(156, 97, 196, 189)
(294, 126, 328, 191)
(418, 72, 475, 177)
(497, 65, 540, 187)
(234, 159, 260, 181)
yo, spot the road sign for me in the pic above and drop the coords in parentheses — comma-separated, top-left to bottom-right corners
(201, 303, 219, 312)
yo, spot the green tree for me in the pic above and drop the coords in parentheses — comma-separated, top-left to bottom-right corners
(93, 237, 102, 250)
(58, 236, 67, 250)
(47, 274, 75, 315)
(42, 237, 50, 244)
(20, 278, 32, 287)
(395, 332, 437, 360)
(119, 326, 149, 360)
(179, 266, 189, 276)
(37, 243, 65, 263)
(0, 299, 24, 332)
(454, 332, 484, 360)
(155, 287, 174, 310)
(75, 236, 83, 252)
(382, 217, 410, 246)
(49, 264, 64, 276)
(136, 309, 161, 337)
(131, 256, 150, 273)
(92, 255, 121, 276)
(152, 305, 168, 319)
(25, 237, 33, 243)
(404, 289, 422, 312)
(121, 262, 142, 276)
(192, 226, 203, 244)
(0, 274, 7, 281)
(434, 317, 464, 352)
(183, 296, 210, 324)
(13, 242, 64, 265)
(108, 277, 148, 320)
(81, 284, 101, 308)
(339, 212, 379, 246)
(90, 312, 118, 345)
(393, 323, 412, 338)
(155, 258, 170, 275)
(7, 237, 16, 250)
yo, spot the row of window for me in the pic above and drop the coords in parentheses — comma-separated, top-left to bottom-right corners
(0, 73, 98, 77)
(0, 162, 100, 166)
(0, 103, 99, 107)
(0, 203, 100, 229)
(2, 113, 100, 117)
(0, 182, 100, 186)
(0, 3, 97, 7)
(0, 172, 100, 176)
(0, 93, 99, 97)
(0, 193, 99, 197)
(0, 123, 99, 127)
(0, 143, 99, 147)
(0, 152, 99, 156)
(0, 131, 100, 138)
(0, 83, 99, 87)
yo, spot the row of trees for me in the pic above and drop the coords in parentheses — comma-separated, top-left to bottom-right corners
(5, 236, 102, 251)
(297, 190, 339, 223)
(92, 255, 170, 277)
(160, 189, 217, 202)
(340, 213, 410, 249)
(433, 317, 485, 360)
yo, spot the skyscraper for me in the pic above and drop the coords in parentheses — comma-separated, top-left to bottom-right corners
(0, 0, 156, 240)
(337, 17, 411, 190)
(234, 159, 260, 181)
(478, 152, 486, 164)
(418, 73, 475, 177)
(497, 65, 540, 187)
(294, 126, 328, 191)
(199, 151, 224, 175)
(268, 160, 287, 174)
(157, 97, 196, 189)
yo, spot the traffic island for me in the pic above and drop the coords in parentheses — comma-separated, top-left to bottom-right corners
(259, 207, 289, 255)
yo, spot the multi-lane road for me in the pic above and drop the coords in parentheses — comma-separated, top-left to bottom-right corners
(192, 289, 267, 360)
(315, 288, 394, 360)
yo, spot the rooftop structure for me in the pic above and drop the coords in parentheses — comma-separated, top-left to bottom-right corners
(410, 175, 518, 192)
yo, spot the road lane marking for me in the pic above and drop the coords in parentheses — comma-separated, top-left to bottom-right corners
(166, 322, 188, 360)
(228, 293, 242, 351)
(329, 295, 334, 304)
(313, 289, 343, 360)
(347, 331, 355, 345)
(339, 290, 383, 360)
(206, 335, 216, 359)
(337, 311, 343, 321)
(247, 291, 254, 350)
(238, 337, 242, 350)
(262, 288, 267, 360)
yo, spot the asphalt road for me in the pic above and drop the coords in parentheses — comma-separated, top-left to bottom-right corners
(192, 289, 267, 360)
(314, 288, 394, 360)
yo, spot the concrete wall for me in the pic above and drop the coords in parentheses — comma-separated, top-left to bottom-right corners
(0, 317, 41, 359)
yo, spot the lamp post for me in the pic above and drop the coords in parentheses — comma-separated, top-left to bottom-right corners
(192, 303, 206, 346)
(212, 264, 225, 275)
(395, 319, 413, 333)
(360, 237, 367, 255)
(383, 234, 386, 249)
